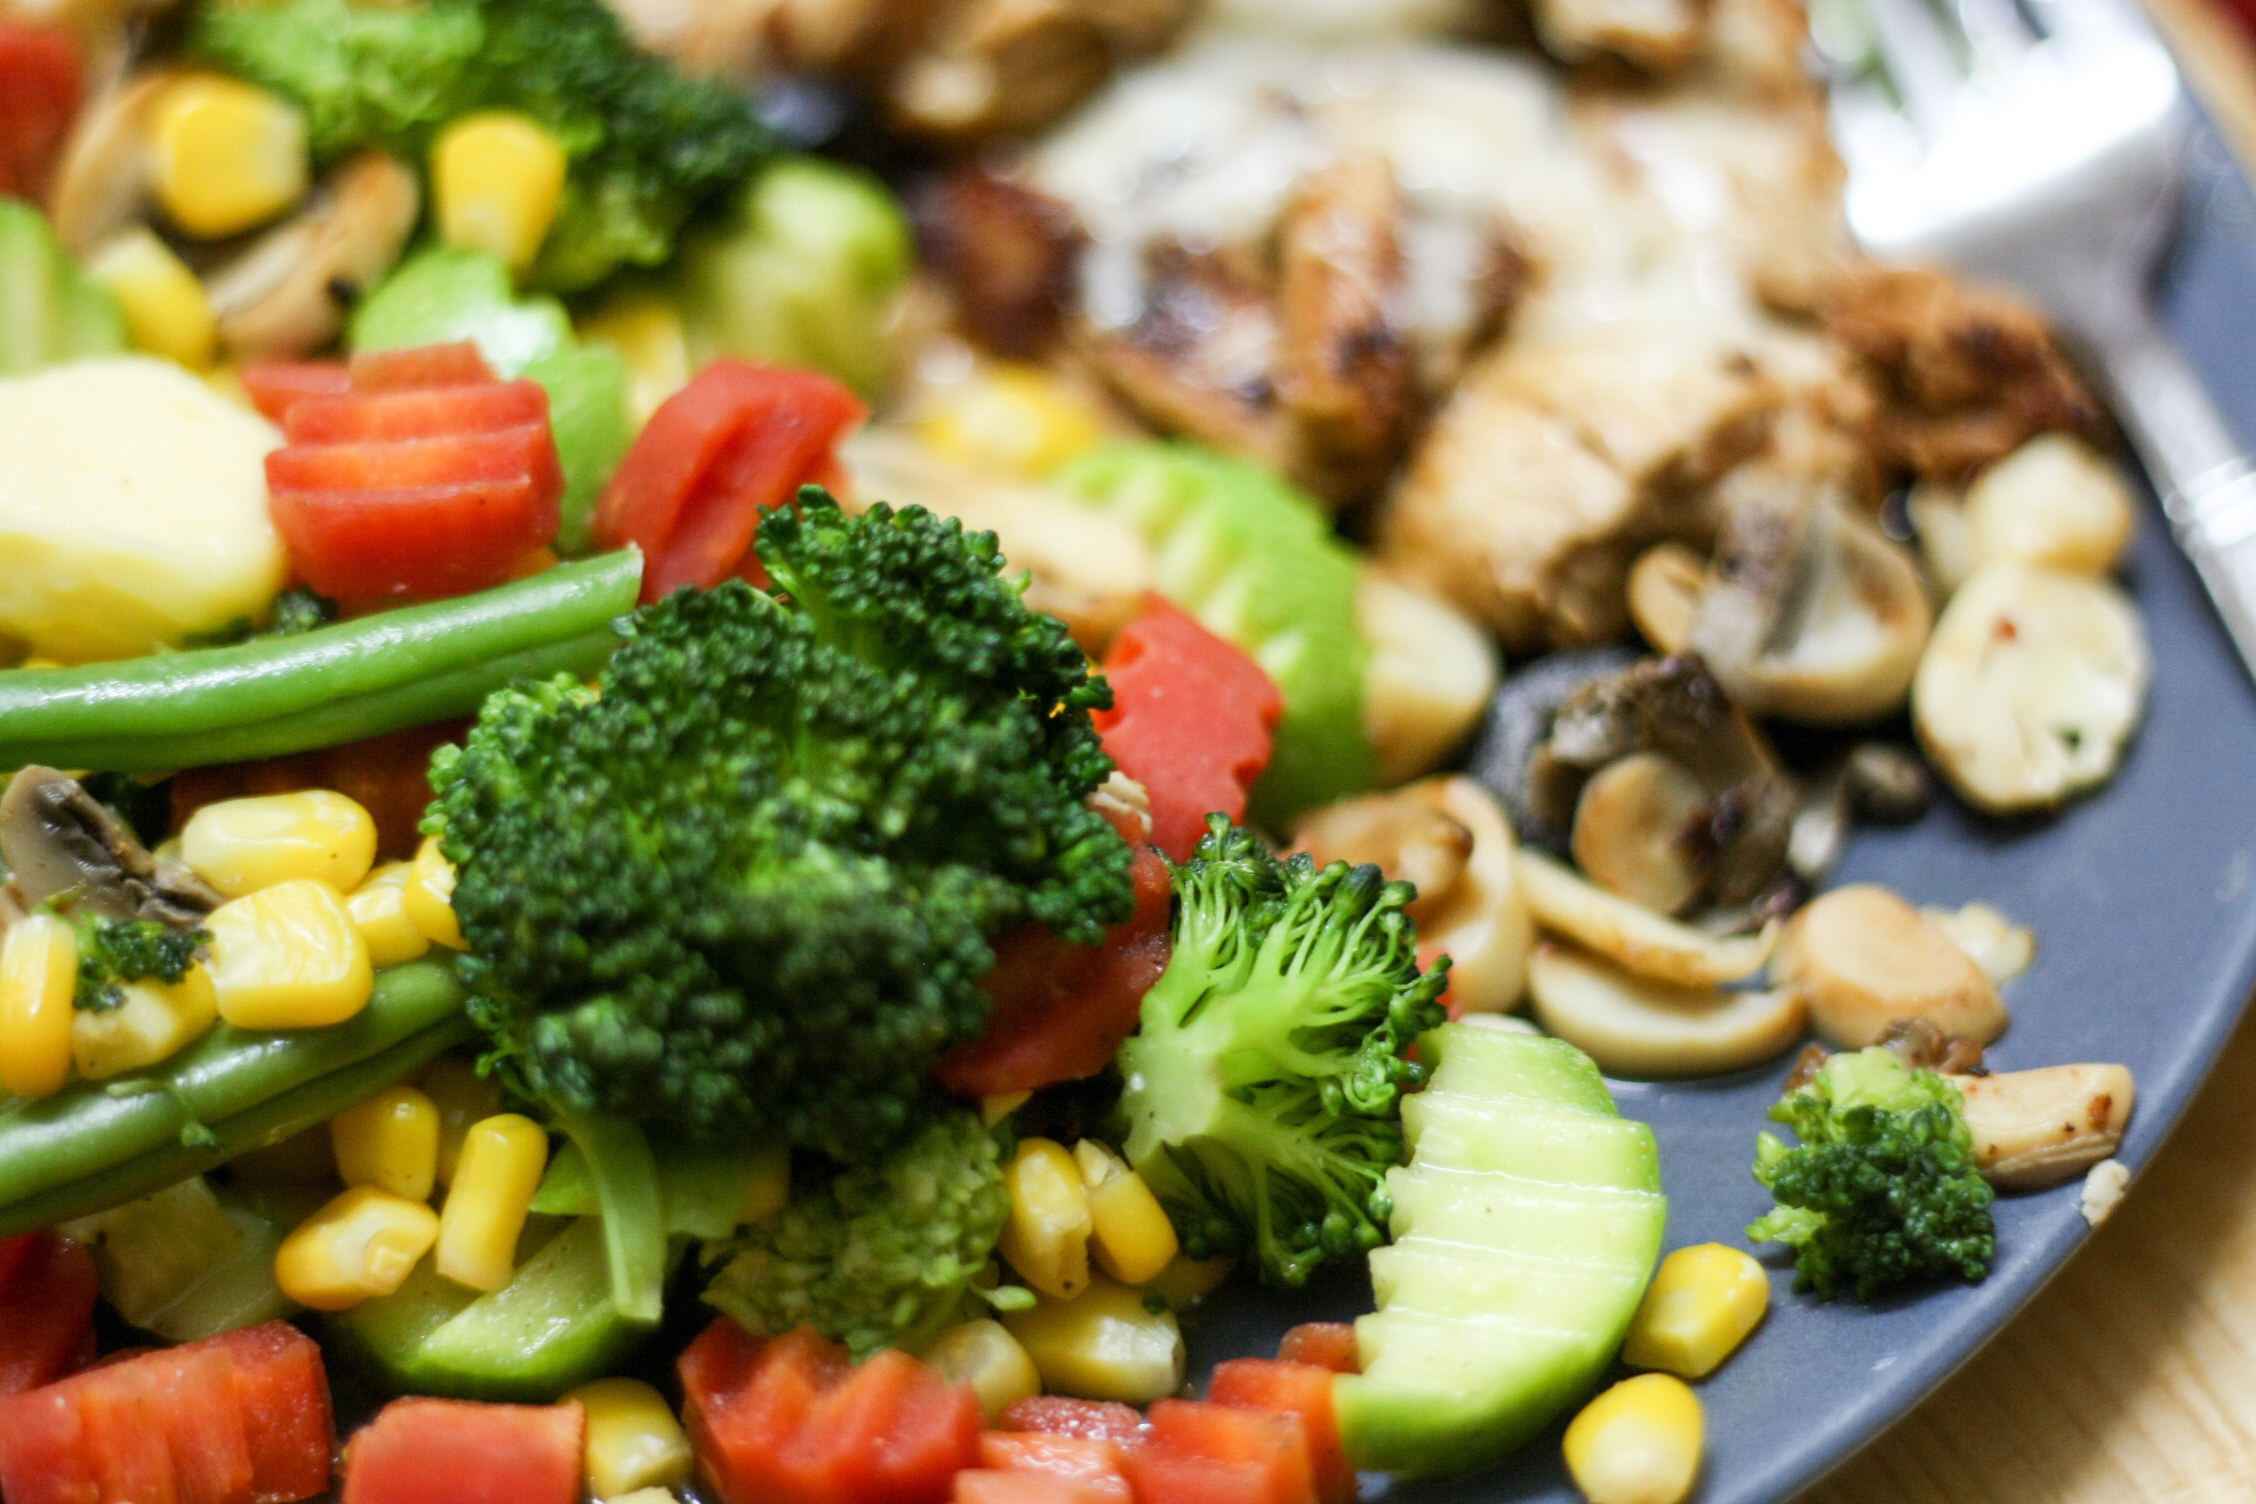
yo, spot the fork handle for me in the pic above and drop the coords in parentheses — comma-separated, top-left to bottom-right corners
(2090, 313, 2256, 668)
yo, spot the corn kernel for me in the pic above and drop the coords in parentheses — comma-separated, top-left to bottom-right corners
(0, 913, 79, 1098)
(1622, 1243, 1769, 1380)
(275, 1184, 440, 1311)
(739, 1141, 790, 1226)
(580, 293, 691, 427)
(1003, 1274, 1184, 1405)
(917, 364, 1107, 477)
(1563, 1373, 1703, 1504)
(423, 1053, 504, 1187)
(981, 1090, 1031, 1126)
(1139, 1251, 1237, 1311)
(923, 1319, 1041, 1423)
(206, 879, 374, 1030)
(998, 1137, 1093, 1301)
(404, 838, 466, 950)
(566, 1377, 693, 1499)
(1073, 1141, 1179, 1287)
(433, 111, 569, 274)
(151, 74, 309, 239)
(436, 1113, 549, 1291)
(86, 228, 217, 370)
(72, 966, 219, 1080)
(332, 1085, 441, 1202)
(183, 790, 378, 899)
(347, 862, 432, 968)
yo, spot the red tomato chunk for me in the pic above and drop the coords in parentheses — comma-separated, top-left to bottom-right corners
(1276, 1322, 1361, 1375)
(340, 1397, 582, 1504)
(1207, 1358, 1354, 1504)
(680, 1319, 983, 1504)
(970, 1433, 1132, 1504)
(0, 1231, 95, 1397)
(994, 1398, 1147, 1447)
(1123, 1400, 1315, 1504)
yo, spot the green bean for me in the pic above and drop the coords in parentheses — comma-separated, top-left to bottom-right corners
(0, 549, 642, 772)
(0, 959, 465, 1221)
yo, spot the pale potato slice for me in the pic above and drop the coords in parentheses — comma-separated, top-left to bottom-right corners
(1773, 884, 2006, 1048)
(1912, 561, 2149, 813)
(1949, 1064, 2135, 1191)
(1359, 569, 1501, 785)
(0, 356, 284, 663)
(1963, 434, 2135, 578)
(1514, 848, 1774, 987)
(1527, 941, 1805, 1079)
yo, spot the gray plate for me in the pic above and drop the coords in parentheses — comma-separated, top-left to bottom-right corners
(1182, 114, 2256, 1504)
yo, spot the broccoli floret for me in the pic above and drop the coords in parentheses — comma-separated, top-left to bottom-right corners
(73, 916, 207, 1012)
(191, 0, 768, 290)
(702, 1109, 1008, 1357)
(1747, 1046, 1996, 1302)
(427, 489, 1134, 1156)
(1115, 816, 1449, 1288)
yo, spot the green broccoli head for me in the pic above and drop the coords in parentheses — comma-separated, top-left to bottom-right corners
(191, 0, 768, 290)
(1116, 817, 1449, 1288)
(72, 916, 208, 1012)
(1747, 1046, 1996, 1302)
(427, 490, 1135, 1156)
(702, 1108, 1009, 1358)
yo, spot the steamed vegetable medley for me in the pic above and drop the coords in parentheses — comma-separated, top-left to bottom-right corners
(0, 0, 2151, 1500)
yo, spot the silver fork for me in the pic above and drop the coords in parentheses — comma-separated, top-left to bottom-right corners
(1823, 0, 2256, 672)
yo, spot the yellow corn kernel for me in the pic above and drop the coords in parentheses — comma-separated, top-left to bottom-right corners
(1622, 1243, 1769, 1380)
(739, 1141, 790, 1226)
(72, 966, 219, 1080)
(567, 1377, 693, 1499)
(436, 1113, 549, 1291)
(1139, 1251, 1236, 1311)
(151, 74, 309, 239)
(347, 863, 432, 969)
(580, 293, 691, 427)
(274, 1184, 441, 1311)
(404, 838, 466, 950)
(423, 1053, 504, 1187)
(0, 913, 79, 1098)
(432, 111, 569, 275)
(1073, 1141, 1179, 1287)
(981, 1090, 1031, 1127)
(86, 228, 217, 370)
(923, 1319, 1041, 1423)
(182, 791, 378, 900)
(917, 365, 1107, 477)
(1562, 1373, 1704, 1504)
(332, 1085, 442, 1202)
(1003, 1275, 1185, 1405)
(997, 1137, 1093, 1301)
(205, 879, 374, 1030)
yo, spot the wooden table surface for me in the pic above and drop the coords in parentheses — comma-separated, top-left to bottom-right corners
(1802, 8, 2256, 1499)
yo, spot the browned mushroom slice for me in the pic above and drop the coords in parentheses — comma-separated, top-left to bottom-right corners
(1626, 542, 1706, 655)
(1516, 848, 1773, 987)
(0, 766, 220, 926)
(916, 170, 1086, 360)
(878, 0, 1196, 143)
(45, 67, 178, 256)
(206, 151, 420, 360)
(1569, 751, 1710, 916)
(1527, 940, 1805, 1079)
(1770, 883, 2007, 1048)
(1949, 1064, 2135, 1191)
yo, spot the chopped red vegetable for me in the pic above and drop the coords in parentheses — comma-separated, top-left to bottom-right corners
(955, 1470, 1127, 1504)
(0, 21, 81, 199)
(255, 341, 564, 603)
(1276, 1322, 1360, 1375)
(995, 1398, 1148, 1447)
(935, 805, 1172, 1099)
(340, 1397, 582, 1504)
(1121, 1400, 1316, 1504)
(0, 1231, 96, 1397)
(595, 359, 865, 603)
(1206, 1359, 1353, 1504)
(970, 1433, 1133, 1504)
(241, 363, 352, 426)
(1094, 595, 1283, 862)
(681, 1319, 982, 1504)
(0, 1320, 334, 1504)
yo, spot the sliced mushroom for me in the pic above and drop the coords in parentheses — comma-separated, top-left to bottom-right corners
(1465, 645, 1641, 855)
(1293, 775, 1533, 1015)
(1358, 569, 1501, 786)
(1691, 475, 1933, 724)
(0, 766, 219, 925)
(45, 67, 177, 256)
(1570, 752, 1710, 916)
(1949, 1064, 2135, 1191)
(1963, 434, 2135, 578)
(206, 151, 420, 361)
(1876, 1016, 1989, 1076)
(1515, 848, 1774, 988)
(1771, 883, 2006, 1048)
(1527, 941, 1806, 1079)
(1912, 561, 2149, 814)
(1786, 742, 1931, 886)
(1626, 542, 1705, 655)
(1921, 901, 2035, 987)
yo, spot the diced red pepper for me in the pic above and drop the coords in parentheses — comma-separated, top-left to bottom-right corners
(241, 363, 352, 426)
(1122, 1401, 1314, 1504)
(995, 1398, 1148, 1447)
(0, 21, 81, 199)
(216, 1324, 336, 1504)
(340, 1398, 582, 1504)
(973, 1434, 1133, 1504)
(1206, 1359, 1352, 1504)
(0, 1232, 96, 1397)
(285, 381, 548, 445)
(1094, 595, 1283, 862)
(1276, 1322, 1360, 1375)
(594, 359, 866, 603)
(955, 1471, 1126, 1504)
(347, 341, 495, 392)
(681, 1319, 982, 1504)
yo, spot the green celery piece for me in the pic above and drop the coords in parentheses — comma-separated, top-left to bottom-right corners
(533, 1135, 785, 1241)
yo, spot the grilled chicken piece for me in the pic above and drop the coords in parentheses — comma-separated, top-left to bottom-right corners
(915, 172, 1085, 360)
(1533, 0, 1709, 72)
